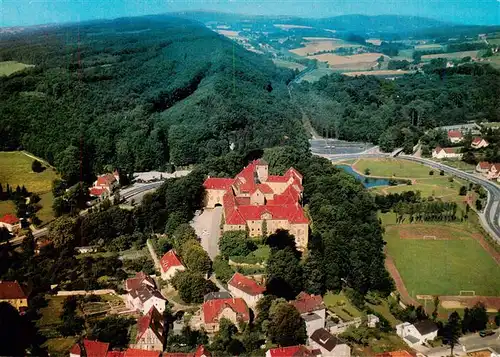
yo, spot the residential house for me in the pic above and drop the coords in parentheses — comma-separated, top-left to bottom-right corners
(265, 345, 313, 357)
(204, 291, 232, 302)
(203, 160, 309, 251)
(227, 272, 265, 309)
(0, 280, 28, 311)
(309, 328, 351, 357)
(0, 214, 20, 233)
(126, 284, 167, 314)
(375, 351, 413, 357)
(135, 307, 165, 351)
(329, 314, 379, 335)
(472, 137, 489, 149)
(476, 162, 492, 174)
(123, 349, 161, 357)
(466, 347, 500, 357)
(69, 339, 110, 357)
(487, 164, 500, 180)
(396, 320, 438, 347)
(160, 250, 185, 281)
(202, 297, 250, 333)
(448, 130, 463, 143)
(125, 272, 156, 292)
(107, 352, 126, 357)
(432, 147, 462, 159)
(291, 292, 326, 337)
(163, 345, 211, 357)
(89, 171, 120, 200)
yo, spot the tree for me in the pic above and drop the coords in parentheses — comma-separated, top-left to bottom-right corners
(302, 252, 325, 295)
(0, 302, 28, 356)
(212, 256, 235, 283)
(171, 271, 217, 303)
(266, 246, 303, 300)
(267, 300, 307, 347)
(172, 224, 198, 250)
(475, 199, 483, 211)
(459, 186, 467, 196)
(469, 302, 488, 332)
(219, 230, 256, 258)
(182, 242, 212, 275)
(429, 170, 434, 176)
(88, 316, 135, 348)
(495, 309, 500, 327)
(48, 216, 77, 248)
(21, 231, 36, 257)
(31, 160, 44, 173)
(443, 311, 462, 357)
(432, 296, 440, 321)
(165, 212, 186, 236)
(210, 318, 239, 354)
(55, 145, 81, 184)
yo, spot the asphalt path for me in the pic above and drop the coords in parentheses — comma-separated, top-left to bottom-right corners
(313, 150, 500, 243)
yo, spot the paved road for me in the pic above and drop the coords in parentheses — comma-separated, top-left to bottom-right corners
(192, 206, 223, 260)
(312, 150, 500, 243)
(2, 227, 48, 246)
(424, 328, 500, 356)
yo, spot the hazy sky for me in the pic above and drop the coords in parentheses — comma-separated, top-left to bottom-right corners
(1, 0, 499, 27)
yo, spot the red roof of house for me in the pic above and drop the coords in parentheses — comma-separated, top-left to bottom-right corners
(125, 272, 155, 291)
(267, 175, 289, 182)
(123, 349, 161, 357)
(160, 250, 184, 273)
(107, 352, 125, 357)
(0, 214, 19, 225)
(137, 306, 164, 344)
(491, 163, 500, 172)
(163, 346, 210, 357)
(96, 174, 117, 187)
(267, 346, 313, 357)
(472, 137, 483, 144)
(434, 147, 455, 154)
(89, 187, 107, 197)
(70, 339, 110, 357)
(448, 130, 463, 138)
(375, 351, 413, 357)
(290, 292, 325, 314)
(228, 272, 265, 296)
(203, 178, 234, 190)
(202, 298, 250, 324)
(0, 281, 27, 300)
(478, 161, 491, 170)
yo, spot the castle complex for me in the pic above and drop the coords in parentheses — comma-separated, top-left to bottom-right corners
(203, 159, 309, 250)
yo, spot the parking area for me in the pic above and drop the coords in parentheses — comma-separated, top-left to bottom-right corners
(191, 206, 223, 259)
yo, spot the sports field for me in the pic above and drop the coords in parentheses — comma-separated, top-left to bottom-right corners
(0, 61, 34, 76)
(383, 217, 500, 297)
(354, 158, 433, 178)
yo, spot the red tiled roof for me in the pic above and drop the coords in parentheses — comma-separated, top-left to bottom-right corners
(472, 137, 482, 144)
(226, 204, 308, 225)
(89, 187, 107, 197)
(228, 272, 265, 296)
(194, 345, 211, 357)
(256, 183, 273, 194)
(124, 349, 161, 357)
(434, 147, 456, 154)
(0, 281, 27, 300)
(491, 163, 500, 172)
(267, 175, 289, 182)
(163, 346, 210, 357)
(0, 214, 19, 225)
(96, 174, 117, 187)
(448, 130, 463, 138)
(70, 339, 109, 357)
(125, 272, 155, 291)
(375, 351, 413, 357)
(478, 161, 491, 169)
(203, 178, 234, 190)
(160, 250, 184, 273)
(286, 167, 303, 180)
(137, 307, 164, 344)
(107, 352, 125, 357)
(290, 292, 325, 314)
(267, 346, 313, 357)
(202, 298, 250, 324)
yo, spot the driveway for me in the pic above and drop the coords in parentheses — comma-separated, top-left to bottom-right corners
(191, 206, 222, 260)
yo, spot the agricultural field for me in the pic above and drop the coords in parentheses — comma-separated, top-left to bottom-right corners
(421, 50, 479, 61)
(342, 70, 410, 77)
(274, 24, 313, 29)
(297, 68, 336, 82)
(272, 59, 306, 71)
(414, 43, 445, 51)
(353, 158, 432, 178)
(0, 61, 34, 76)
(307, 53, 389, 70)
(383, 217, 500, 297)
(290, 38, 358, 56)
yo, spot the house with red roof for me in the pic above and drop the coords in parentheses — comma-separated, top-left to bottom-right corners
(448, 130, 463, 143)
(471, 137, 489, 149)
(227, 272, 265, 309)
(202, 297, 250, 333)
(134, 306, 165, 351)
(160, 250, 185, 281)
(0, 280, 28, 311)
(123, 349, 161, 357)
(126, 283, 167, 315)
(291, 292, 327, 338)
(106, 352, 125, 357)
(476, 161, 492, 174)
(432, 146, 462, 160)
(487, 163, 500, 180)
(70, 339, 110, 357)
(265, 345, 313, 357)
(375, 351, 413, 357)
(203, 159, 309, 250)
(89, 171, 120, 200)
(163, 345, 211, 357)
(125, 272, 156, 292)
(0, 213, 20, 232)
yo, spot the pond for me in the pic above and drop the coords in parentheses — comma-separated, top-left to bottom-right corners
(336, 164, 398, 188)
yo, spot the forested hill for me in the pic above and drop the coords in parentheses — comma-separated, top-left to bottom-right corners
(0, 16, 306, 183)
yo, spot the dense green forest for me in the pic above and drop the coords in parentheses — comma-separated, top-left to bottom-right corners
(0, 16, 307, 183)
(294, 64, 500, 151)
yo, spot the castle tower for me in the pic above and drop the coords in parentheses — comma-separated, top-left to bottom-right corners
(255, 159, 268, 182)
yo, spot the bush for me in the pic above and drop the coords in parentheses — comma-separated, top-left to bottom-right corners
(213, 256, 235, 283)
(429, 170, 434, 176)
(440, 170, 445, 176)
(459, 186, 467, 196)
(31, 160, 44, 173)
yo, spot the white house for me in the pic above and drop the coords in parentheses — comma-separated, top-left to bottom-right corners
(125, 272, 156, 292)
(309, 328, 351, 357)
(134, 306, 165, 351)
(432, 147, 462, 159)
(0, 214, 20, 233)
(126, 285, 167, 314)
(487, 164, 500, 180)
(291, 292, 327, 338)
(160, 250, 185, 281)
(89, 171, 120, 200)
(396, 320, 438, 347)
(448, 130, 463, 143)
(471, 137, 489, 149)
(476, 161, 492, 174)
(227, 273, 265, 309)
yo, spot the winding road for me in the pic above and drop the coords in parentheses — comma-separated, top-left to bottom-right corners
(312, 149, 500, 243)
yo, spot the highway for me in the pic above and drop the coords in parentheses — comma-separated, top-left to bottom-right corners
(312, 150, 500, 243)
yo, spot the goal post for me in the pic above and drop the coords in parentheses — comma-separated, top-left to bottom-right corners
(459, 290, 475, 296)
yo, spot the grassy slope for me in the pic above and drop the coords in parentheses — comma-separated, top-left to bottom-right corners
(0, 61, 34, 76)
(0, 200, 16, 216)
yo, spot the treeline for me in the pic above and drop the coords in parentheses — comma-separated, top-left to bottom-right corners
(294, 64, 500, 152)
(0, 15, 307, 186)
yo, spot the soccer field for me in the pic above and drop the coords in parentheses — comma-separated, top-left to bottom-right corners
(384, 221, 500, 297)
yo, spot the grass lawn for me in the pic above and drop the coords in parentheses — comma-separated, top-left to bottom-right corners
(354, 158, 432, 178)
(0, 200, 15, 216)
(43, 337, 76, 357)
(37, 191, 55, 224)
(250, 245, 270, 261)
(0, 151, 58, 194)
(383, 218, 500, 297)
(324, 291, 363, 321)
(0, 61, 34, 76)
(351, 332, 411, 356)
(438, 159, 476, 172)
(367, 299, 400, 327)
(272, 59, 306, 71)
(37, 295, 66, 336)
